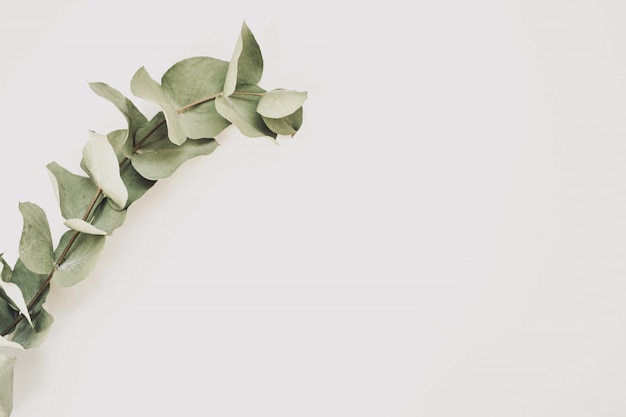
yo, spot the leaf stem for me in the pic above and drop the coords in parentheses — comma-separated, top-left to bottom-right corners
(175, 90, 264, 114)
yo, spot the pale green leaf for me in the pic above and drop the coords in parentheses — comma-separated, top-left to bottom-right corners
(52, 231, 105, 287)
(47, 162, 99, 219)
(107, 129, 156, 206)
(63, 219, 108, 236)
(7, 308, 53, 349)
(82, 131, 128, 209)
(257, 89, 307, 119)
(0, 353, 16, 417)
(89, 82, 148, 158)
(161, 57, 231, 139)
(262, 107, 304, 136)
(0, 337, 22, 351)
(224, 22, 263, 96)
(91, 199, 127, 235)
(0, 264, 32, 327)
(130, 67, 187, 145)
(215, 85, 275, 138)
(7, 260, 47, 313)
(18, 202, 54, 275)
(132, 135, 219, 180)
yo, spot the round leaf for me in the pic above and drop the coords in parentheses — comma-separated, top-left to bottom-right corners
(257, 89, 307, 119)
(18, 202, 54, 275)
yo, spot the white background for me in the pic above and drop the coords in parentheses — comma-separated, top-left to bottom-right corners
(1, 0, 626, 416)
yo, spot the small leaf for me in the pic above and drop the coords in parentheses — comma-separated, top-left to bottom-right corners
(0, 353, 16, 417)
(7, 308, 53, 349)
(89, 82, 148, 158)
(52, 231, 105, 288)
(262, 107, 304, 136)
(18, 202, 54, 275)
(91, 199, 127, 235)
(131, 67, 187, 145)
(257, 89, 307, 119)
(132, 135, 219, 180)
(215, 85, 275, 138)
(224, 22, 263, 96)
(0, 263, 32, 327)
(82, 131, 128, 209)
(108, 129, 156, 206)
(47, 162, 99, 219)
(7, 260, 47, 313)
(63, 219, 108, 236)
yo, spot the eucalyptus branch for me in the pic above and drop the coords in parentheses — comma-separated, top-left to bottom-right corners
(0, 22, 307, 417)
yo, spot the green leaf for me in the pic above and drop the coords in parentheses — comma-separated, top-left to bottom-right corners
(82, 131, 128, 209)
(63, 219, 108, 236)
(0, 263, 32, 327)
(52, 231, 105, 288)
(89, 82, 148, 158)
(262, 107, 304, 136)
(131, 67, 187, 145)
(7, 308, 53, 349)
(47, 162, 99, 219)
(215, 85, 275, 138)
(131, 133, 220, 180)
(18, 202, 54, 275)
(7, 260, 47, 313)
(0, 337, 22, 351)
(161, 57, 231, 139)
(224, 22, 263, 96)
(107, 129, 156, 206)
(0, 353, 16, 417)
(257, 89, 307, 119)
(91, 199, 127, 235)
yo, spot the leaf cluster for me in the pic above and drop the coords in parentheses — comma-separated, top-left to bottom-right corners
(0, 22, 306, 417)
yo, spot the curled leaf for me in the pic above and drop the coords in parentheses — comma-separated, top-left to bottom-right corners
(63, 219, 109, 236)
(262, 107, 304, 136)
(82, 131, 128, 209)
(131, 67, 187, 145)
(224, 22, 263, 96)
(0, 263, 32, 327)
(47, 162, 99, 220)
(7, 308, 54, 349)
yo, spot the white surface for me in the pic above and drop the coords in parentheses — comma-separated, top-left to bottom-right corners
(1, 0, 626, 416)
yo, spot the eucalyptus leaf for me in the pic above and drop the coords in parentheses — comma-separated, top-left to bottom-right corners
(0, 264, 32, 327)
(215, 85, 275, 138)
(7, 260, 47, 313)
(0, 337, 22, 351)
(131, 135, 219, 180)
(52, 231, 105, 288)
(0, 299, 16, 336)
(161, 57, 231, 139)
(82, 131, 128, 209)
(262, 107, 304, 136)
(91, 199, 127, 234)
(224, 22, 263, 96)
(0, 353, 16, 417)
(130, 67, 187, 145)
(89, 82, 148, 158)
(63, 219, 108, 236)
(18, 202, 54, 275)
(7, 308, 53, 349)
(47, 162, 99, 220)
(257, 89, 307, 119)
(0, 256, 11, 282)
(108, 129, 156, 206)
